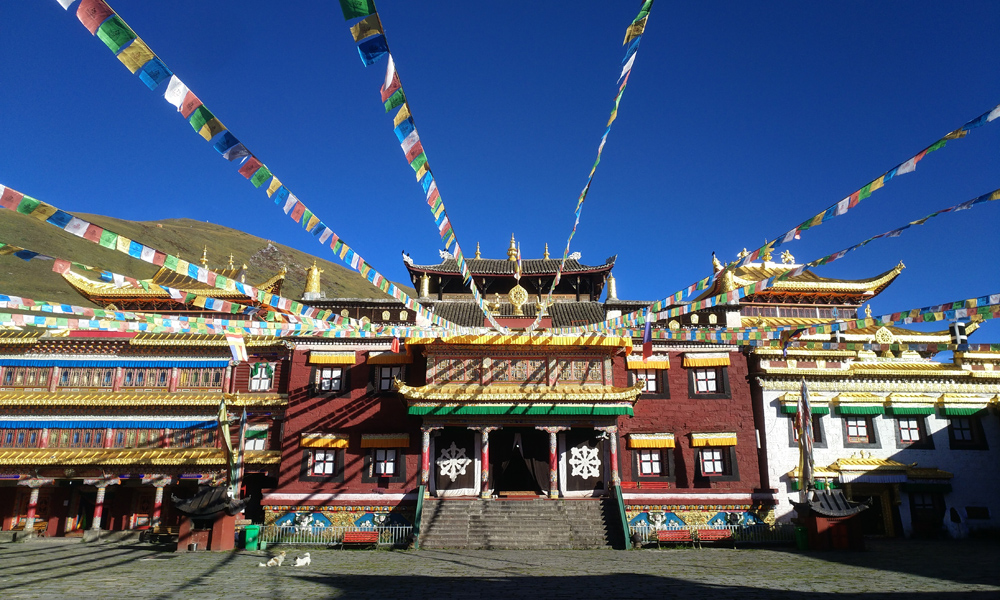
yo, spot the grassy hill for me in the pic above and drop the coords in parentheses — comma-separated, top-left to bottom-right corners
(0, 210, 410, 307)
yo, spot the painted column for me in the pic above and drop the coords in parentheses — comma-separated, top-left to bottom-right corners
(112, 367, 124, 392)
(39, 428, 49, 448)
(18, 479, 52, 533)
(85, 478, 120, 531)
(144, 476, 171, 528)
(103, 428, 114, 449)
(469, 426, 499, 499)
(48, 367, 60, 392)
(420, 426, 442, 497)
(223, 365, 233, 393)
(537, 426, 568, 498)
(596, 425, 620, 486)
(168, 367, 179, 392)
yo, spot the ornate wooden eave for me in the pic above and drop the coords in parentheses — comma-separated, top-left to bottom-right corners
(397, 381, 643, 403)
(0, 448, 281, 466)
(0, 391, 288, 408)
(129, 333, 286, 348)
(702, 261, 905, 305)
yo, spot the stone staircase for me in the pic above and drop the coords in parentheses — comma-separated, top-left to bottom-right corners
(418, 498, 624, 550)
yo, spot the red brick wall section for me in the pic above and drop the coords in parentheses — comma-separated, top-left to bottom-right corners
(275, 348, 421, 498)
(617, 351, 761, 493)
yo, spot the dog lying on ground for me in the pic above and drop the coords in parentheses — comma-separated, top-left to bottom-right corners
(293, 552, 311, 567)
(258, 550, 286, 567)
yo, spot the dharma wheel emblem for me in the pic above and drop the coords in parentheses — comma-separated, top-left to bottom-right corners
(508, 284, 528, 316)
(874, 326, 895, 345)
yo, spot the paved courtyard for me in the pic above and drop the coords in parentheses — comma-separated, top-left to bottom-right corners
(1, 538, 999, 599)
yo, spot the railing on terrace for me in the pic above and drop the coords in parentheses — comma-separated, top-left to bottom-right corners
(259, 524, 413, 547)
(629, 523, 795, 546)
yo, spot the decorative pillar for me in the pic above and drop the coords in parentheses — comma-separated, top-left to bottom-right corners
(48, 367, 60, 392)
(17, 479, 53, 535)
(39, 428, 49, 448)
(103, 428, 114, 449)
(223, 365, 233, 393)
(84, 477, 120, 531)
(537, 426, 568, 498)
(168, 367, 179, 393)
(420, 426, 442, 497)
(469, 426, 499, 499)
(596, 425, 620, 486)
(143, 475, 171, 528)
(112, 367, 124, 392)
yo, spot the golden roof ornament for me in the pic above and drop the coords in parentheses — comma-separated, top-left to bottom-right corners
(760, 245, 773, 262)
(865, 304, 873, 318)
(737, 248, 749, 260)
(305, 260, 324, 295)
(781, 250, 795, 264)
(475, 242, 481, 259)
(712, 253, 724, 273)
(241, 264, 248, 283)
(544, 243, 550, 260)
(227, 254, 235, 269)
(507, 234, 518, 261)
(200, 246, 209, 268)
(508, 283, 528, 316)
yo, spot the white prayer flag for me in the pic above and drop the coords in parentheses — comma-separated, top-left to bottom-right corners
(164, 76, 190, 110)
(63, 217, 90, 237)
(112, 274, 125, 288)
(425, 181, 438, 199)
(168, 287, 184, 300)
(401, 129, 420, 154)
(896, 156, 918, 175)
(318, 229, 333, 244)
(384, 54, 396, 90)
(834, 197, 850, 216)
(988, 105, 1000, 122)
(619, 53, 636, 81)
(57, 0, 76, 9)
(140, 246, 156, 263)
(283, 193, 298, 214)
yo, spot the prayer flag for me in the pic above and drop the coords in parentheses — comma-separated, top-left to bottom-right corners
(116, 235, 132, 254)
(318, 228, 334, 245)
(290, 202, 306, 223)
(128, 241, 143, 258)
(188, 106, 216, 134)
(140, 246, 156, 263)
(896, 150, 925, 175)
(624, 16, 647, 45)
(77, 0, 113, 34)
(305, 215, 320, 232)
(117, 38, 154, 73)
(58, 0, 76, 8)
(225, 332, 248, 362)
(619, 52, 636, 81)
(381, 55, 401, 102)
(384, 88, 406, 112)
(393, 103, 411, 127)
(339, 0, 376, 20)
(300, 208, 313, 226)
(394, 117, 415, 142)
(409, 152, 427, 172)
(266, 177, 283, 197)
(83, 224, 103, 243)
(138, 58, 172, 90)
(96, 15, 136, 54)
(351, 13, 383, 41)
(642, 310, 652, 359)
(99, 229, 118, 249)
(15, 195, 41, 216)
(358, 34, 389, 66)
(404, 141, 424, 163)
(52, 259, 71, 274)
(64, 217, 90, 237)
(179, 91, 204, 119)
(198, 118, 225, 141)
(283, 193, 298, 214)
(0, 187, 22, 210)
(214, 132, 250, 162)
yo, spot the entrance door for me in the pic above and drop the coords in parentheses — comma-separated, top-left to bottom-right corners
(561, 429, 606, 496)
(432, 428, 478, 497)
(490, 428, 548, 495)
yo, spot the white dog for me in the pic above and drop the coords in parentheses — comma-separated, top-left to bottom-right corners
(293, 552, 311, 567)
(258, 550, 286, 567)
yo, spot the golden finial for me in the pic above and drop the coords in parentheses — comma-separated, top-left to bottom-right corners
(475, 242, 481, 259)
(227, 253, 235, 269)
(781, 250, 795, 264)
(507, 234, 517, 261)
(712, 252, 724, 273)
(737, 248, 749, 260)
(200, 246, 209, 268)
(761, 246, 773, 262)
(544, 243, 550, 260)
(305, 260, 324, 295)
(865, 304, 872, 318)
(241, 264, 248, 283)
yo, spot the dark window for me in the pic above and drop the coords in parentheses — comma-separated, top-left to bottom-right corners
(300, 448, 345, 483)
(895, 416, 933, 449)
(791, 414, 826, 447)
(949, 416, 988, 450)
(695, 447, 740, 481)
(910, 493, 945, 531)
(379, 366, 402, 391)
(362, 448, 407, 483)
(317, 367, 343, 392)
(966, 506, 991, 520)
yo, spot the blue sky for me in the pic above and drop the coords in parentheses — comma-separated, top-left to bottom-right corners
(1, 1, 998, 339)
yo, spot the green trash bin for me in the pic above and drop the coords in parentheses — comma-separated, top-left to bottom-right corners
(794, 525, 808, 551)
(244, 525, 261, 551)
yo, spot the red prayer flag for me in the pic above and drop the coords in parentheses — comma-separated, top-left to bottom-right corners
(847, 190, 861, 209)
(179, 91, 204, 119)
(238, 157, 263, 179)
(0, 188, 23, 210)
(426, 188, 441, 206)
(82, 224, 103, 243)
(52, 259, 71, 274)
(77, 0, 114, 34)
(391, 337, 400, 353)
(405, 141, 424, 163)
(152, 251, 167, 266)
(381, 72, 401, 102)
(290, 202, 306, 223)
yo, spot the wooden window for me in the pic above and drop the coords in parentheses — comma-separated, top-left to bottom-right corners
(58, 368, 116, 388)
(312, 450, 338, 476)
(699, 448, 726, 476)
(122, 368, 169, 388)
(949, 416, 987, 450)
(792, 414, 825, 445)
(896, 417, 931, 449)
(638, 449, 662, 476)
(844, 416, 875, 444)
(373, 449, 398, 476)
(317, 367, 343, 392)
(379, 366, 401, 391)
(694, 369, 717, 393)
(250, 364, 274, 391)
(2, 367, 49, 387)
(0, 429, 39, 448)
(632, 369, 658, 393)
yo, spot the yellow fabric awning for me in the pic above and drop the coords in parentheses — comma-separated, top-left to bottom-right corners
(690, 432, 737, 447)
(309, 352, 356, 365)
(682, 353, 731, 368)
(367, 352, 413, 365)
(628, 433, 675, 449)
(300, 433, 349, 448)
(627, 357, 670, 369)
(360, 433, 410, 448)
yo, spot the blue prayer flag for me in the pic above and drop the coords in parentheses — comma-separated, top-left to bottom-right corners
(274, 186, 290, 205)
(138, 58, 173, 90)
(394, 118, 415, 142)
(421, 173, 435, 194)
(46, 210, 73, 228)
(622, 36, 641, 64)
(357, 35, 389, 66)
(128, 241, 143, 258)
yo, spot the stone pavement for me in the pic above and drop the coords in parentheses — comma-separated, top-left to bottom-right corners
(1, 538, 999, 599)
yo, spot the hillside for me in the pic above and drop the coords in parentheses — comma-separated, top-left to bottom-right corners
(0, 210, 411, 307)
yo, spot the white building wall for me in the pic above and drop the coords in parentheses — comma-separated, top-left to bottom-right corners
(761, 389, 1000, 538)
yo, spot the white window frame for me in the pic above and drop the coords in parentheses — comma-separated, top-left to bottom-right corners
(898, 418, 922, 443)
(632, 369, 658, 393)
(694, 368, 718, 393)
(250, 364, 273, 391)
(845, 417, 870, 443)
(317, 367, 343, 392)
(700, 448, 725, 476)
(312, 450, 337, 476)
(245, 428, 268, 451)
(638, 449, 662, 476)
(373, 448, 398, 477)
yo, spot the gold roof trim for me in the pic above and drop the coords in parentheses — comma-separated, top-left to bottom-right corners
(0, 331, 43, 345)
(0, 391, 287, 407)
(956, 352, 1000, 361)
(397, 381, 643, 403)
(835, 393, 885, 404)
(0, 448, 280, 466)
(850, 362, 968, 377)
(754, 348, 857, 358)
(832, 457, 908, 471)
(130, 333, 282, 347)
(907, 467, 954, 480)
(780, 392, 830, 404)
(736, 262, 904, 293)
(422, 335, 633, 350)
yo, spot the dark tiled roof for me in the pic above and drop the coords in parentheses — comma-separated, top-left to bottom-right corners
(408, 257, 614, 276)
(427, 301, 606, 328)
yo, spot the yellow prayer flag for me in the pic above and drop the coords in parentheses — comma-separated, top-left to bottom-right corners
(27, 202, 58, 222)
(117, 38, 154, 73)
(350, 14, 383, 42)
(198, 118, 226, 141)
(870, 175, 885, 192)
(116, 236, 132, 253)
(266, 177, 283, 198)
(393, 103, 411, 128)
(606, 109, 618, 127)
(305, 215, 320, 232)
(433, 203, 445, 220)
(415, 162, 429, 181)
(990, 190, 1000, 201)
(176, 259, 190, 274)
(623, 17, 647, 45)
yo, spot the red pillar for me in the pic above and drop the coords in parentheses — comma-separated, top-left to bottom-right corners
(209, 513, 236, 551)
(24, 486, 40, 531)
(177, 515, 194, 552)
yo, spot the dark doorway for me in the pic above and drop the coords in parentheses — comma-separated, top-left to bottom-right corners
(859, 493, 886, 536)
(491, 428, 548, 494)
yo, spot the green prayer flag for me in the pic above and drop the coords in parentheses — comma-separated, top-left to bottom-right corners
(858, 183, 873, 201)
(164, 255, 178, 270)
(409, 152, 427, 172)
(339, 0, 376, 20)
(926, 139, 947, 153)
(16, 195, 41, 215)
(188, 105, 216, 133)
(250, 165, 272, 188)
(215, 278, 227, 290)
(184, 293, 196, 304)
(99, 230, 118, 249)
(96, 15, 136, 54)
(139, 280, 150, 291)
(384, 89, 406, 112)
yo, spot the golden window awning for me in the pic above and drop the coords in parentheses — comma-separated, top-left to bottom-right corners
(360, 433, 410, 448)
(690, 432, 737, 447)
(308, 352, 356, 365)
(300, 433, 349, 448)
(682, 352, 730, 368)
(628, 433, 675, 449)
(367, 352, 413, 365)
(627, 356, 670, 370)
